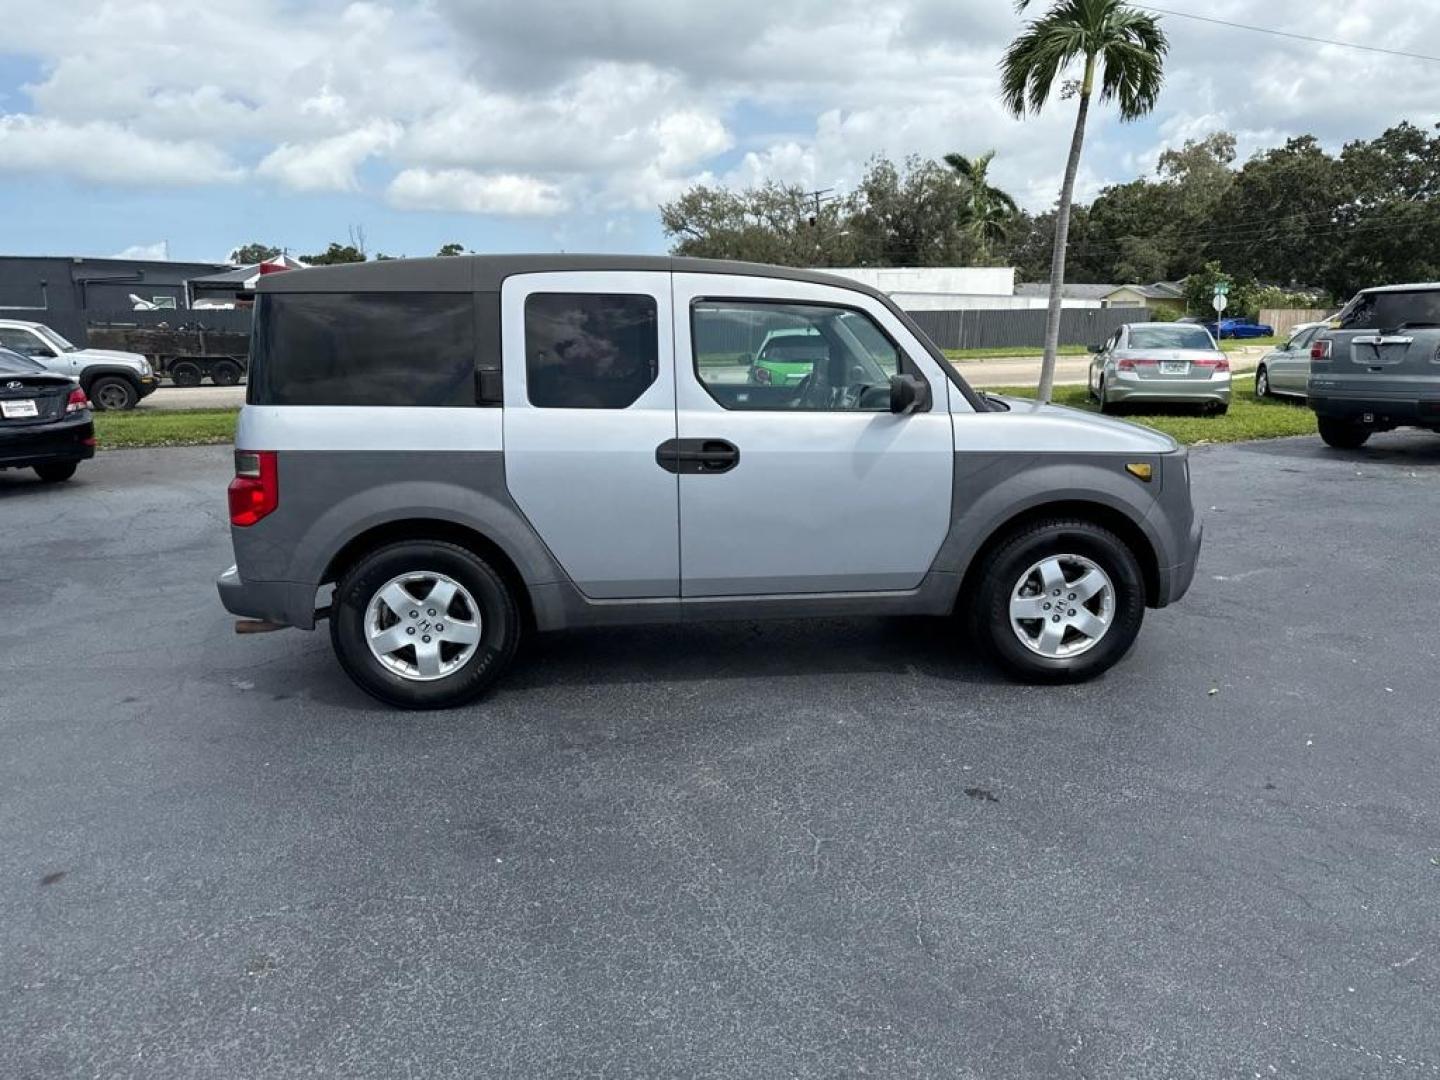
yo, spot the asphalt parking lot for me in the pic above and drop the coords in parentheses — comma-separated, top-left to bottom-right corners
(2, 435, 1438, 1079)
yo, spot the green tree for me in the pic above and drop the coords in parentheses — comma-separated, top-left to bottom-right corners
(437, 243, 467, 257)
(229, 242, 281, 265)
(1223, 135, 1338, 286)
(1183, 261, 1259, 320)
(1000, 0, 1168, 402)
(661, 180, 859, 266)
(300, 243, 367, 266)
(845, 155, 970, 267)
(944, 150, 1019, 263)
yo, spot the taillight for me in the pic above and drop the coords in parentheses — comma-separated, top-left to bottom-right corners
(1193, 356, 1230, 372)
(65, 388, 89, 413)
(1117, 358, 1136, 371)
(1311, 339, 1332, 362)
(228, 450, 278, 527)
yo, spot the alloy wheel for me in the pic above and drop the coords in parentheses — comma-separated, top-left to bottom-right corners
(364, 572, 482, 681)
(1008, 554, 1115, 659)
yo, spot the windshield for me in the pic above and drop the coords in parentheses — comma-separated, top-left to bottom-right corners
(34, 326, 79, 353)
(0, 347, 46, 374)
(1128, 325, 1215, 351)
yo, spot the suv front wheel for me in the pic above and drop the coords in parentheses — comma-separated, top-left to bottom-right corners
(968, 519, 1146, 683)
(330, 541, 520, 709)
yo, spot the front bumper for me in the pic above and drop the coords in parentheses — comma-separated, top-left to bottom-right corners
(0, 413, 96, 469)
(217, 565, 319, 630)
(138, 375, 159, 399)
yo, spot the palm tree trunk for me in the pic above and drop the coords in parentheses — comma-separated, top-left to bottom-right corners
(1037, 55, 1095, 404)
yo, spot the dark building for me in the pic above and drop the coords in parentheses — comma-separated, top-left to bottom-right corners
(0, 254, 232, 346)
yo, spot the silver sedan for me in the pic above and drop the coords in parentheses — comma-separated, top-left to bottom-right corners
(1088, 322, 1232, 414)
(1254, 322, 1323, 400)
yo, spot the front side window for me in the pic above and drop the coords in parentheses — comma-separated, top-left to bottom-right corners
(248, 292, 475, 407)
(0, 328, 51, 357)
(524, 293, 659, 409)
(692, 301, 904, 412)
(33, 326, 78, 353)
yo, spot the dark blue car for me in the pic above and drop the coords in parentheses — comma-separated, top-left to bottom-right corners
(1187, 317, 1274, 340)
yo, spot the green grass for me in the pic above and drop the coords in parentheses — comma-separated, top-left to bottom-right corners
(1221, 335, 1281, 352)
(991, 373, 1317, 445)
(95, 408, 238, 449)
(944, 345, 1091, 362)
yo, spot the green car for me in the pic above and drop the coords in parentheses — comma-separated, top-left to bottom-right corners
(747, 329, 828, 385)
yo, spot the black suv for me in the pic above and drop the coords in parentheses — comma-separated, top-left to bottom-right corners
(1308, 284, 1440, 448)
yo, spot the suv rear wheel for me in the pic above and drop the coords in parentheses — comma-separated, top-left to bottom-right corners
(330, 541, 520, 709)
(968, 519, 1146, 683)
(1317, 416, 1371, 449)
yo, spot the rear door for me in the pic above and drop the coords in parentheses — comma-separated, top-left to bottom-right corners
(1316, 289, 1440, 400)
(501, 271, 679, 599)
(672, 273, 953, 597)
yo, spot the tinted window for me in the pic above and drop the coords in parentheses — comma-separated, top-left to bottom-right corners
(1348, 291, 1440, 330)
(0, 347, 44, 373)
(249, 292, 475, 407)
(0, 328, 48, 356)
(525, 293, 659, 409)
(1127, 325, 1215, 350)
(693, 301, 903, 412)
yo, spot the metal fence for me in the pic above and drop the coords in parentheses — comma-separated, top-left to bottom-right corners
(906, 306, 1154, 351)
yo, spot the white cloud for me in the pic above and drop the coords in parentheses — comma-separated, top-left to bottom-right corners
(0, 114, 242, 186)
(256, 120, 401, 193)
(0, 0, 1437, 233)
(387, 169, 569, 216)
(109, 242, 170, 260)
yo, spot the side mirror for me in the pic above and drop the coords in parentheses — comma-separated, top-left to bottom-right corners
(889, 373, 930, 415)
(1088, 343, 1103, 353)
(23, 344, 54, 359)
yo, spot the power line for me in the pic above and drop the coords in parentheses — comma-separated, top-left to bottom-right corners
(1132, 5, 1440, 65)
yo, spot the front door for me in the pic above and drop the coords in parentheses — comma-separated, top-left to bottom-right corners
(501, 271, 679, 598)
(672, 273, 954, 597)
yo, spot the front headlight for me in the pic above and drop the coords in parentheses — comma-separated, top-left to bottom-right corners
(140, 358, 152, 375)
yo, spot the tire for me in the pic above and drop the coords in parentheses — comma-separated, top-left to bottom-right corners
(329, 540, 520, 709)
(1211, 402, 1229, 416)
(1317, 416, 1371, 449)
(88, 375, 139, 412)
(966, 519, 1146, 684)
(210, 360, 242, 386)
(1097, 379, 1115, 414)
(34, 462, 77, 483)
(171, 360, 203, 388)
(1254, 366, 1271, 399)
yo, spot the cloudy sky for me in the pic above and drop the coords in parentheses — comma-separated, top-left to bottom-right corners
(0, 1, 1435, 264)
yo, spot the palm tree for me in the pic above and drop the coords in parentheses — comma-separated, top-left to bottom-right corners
(1000, 0, 1167, 403)
(944, 150, 1019, 263)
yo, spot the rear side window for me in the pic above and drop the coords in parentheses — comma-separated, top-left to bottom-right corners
(524, 293, 659, 409)
(1340, 291, 1440, 331)
(249, 292, 475, 407)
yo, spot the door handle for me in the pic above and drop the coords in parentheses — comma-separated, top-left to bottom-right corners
(655, 438, 740, 475)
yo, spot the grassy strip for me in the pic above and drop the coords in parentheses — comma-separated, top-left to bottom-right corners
(944, 345, 1091, 362)
(95, 408, 239, 449)
(990, 373, 1317, 445)
(1221, 335, 1281, 352)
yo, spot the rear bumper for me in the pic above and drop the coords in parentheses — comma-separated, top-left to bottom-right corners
(1307, 391, 1440, 428)
(0, 414, 96, 469)
(1107, 375, 1231, 406)
(217, 565, 319, 630)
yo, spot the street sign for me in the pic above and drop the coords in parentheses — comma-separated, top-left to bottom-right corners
(1212, 293, 1228, 314)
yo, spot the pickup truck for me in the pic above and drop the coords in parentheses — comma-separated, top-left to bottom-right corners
(0, 318, 158, 410)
